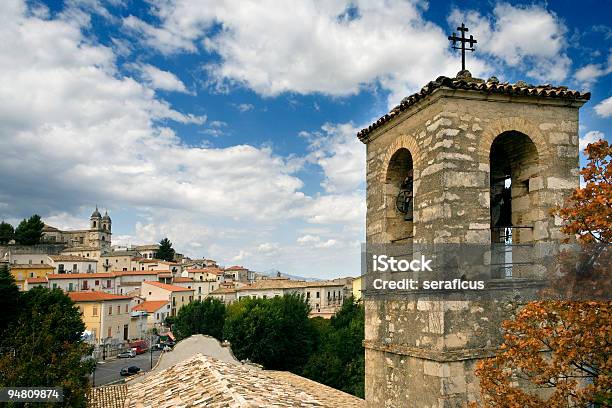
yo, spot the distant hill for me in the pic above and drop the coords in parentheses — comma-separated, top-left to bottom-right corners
(257, 269, 319, 282)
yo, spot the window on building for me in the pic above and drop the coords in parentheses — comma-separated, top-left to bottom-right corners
(125, 304, 128, 313)
(108, 306, 112, 315)
(92, 306, 97, 316)
(72, 264, 77, 272)
(316, 291, 320, 298)
(306, 292, 311, 299)
(107, 327, 111, 338)
(106, 280, 111, 288)
(156, 313, 159, 320)
(58, 264, 64, 273)
(29, 272, 34, 278)
(117, 305, 120, 315)
(95, 280, 99, 285)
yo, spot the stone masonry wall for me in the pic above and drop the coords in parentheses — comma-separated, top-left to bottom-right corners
(363, 88, 584, 407)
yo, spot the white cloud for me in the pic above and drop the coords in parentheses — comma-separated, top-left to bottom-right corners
(297, 234, 320, 244)
(579, 130, 605, 151)
(297, 234, 337, 249)
(302, 122, 365, 193)
(122, 0, 492, 105)
(297, 194, 365, 225)
(594, 96, 612, 118)
(575, 53, 612, 88)
(138, 64, 191, 94)
(235, 103, 254, 113)
(449, 3, 570, 82)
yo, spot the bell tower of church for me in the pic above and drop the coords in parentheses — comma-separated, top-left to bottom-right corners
(358, 71, 589, 406)
(88, 206, 111, 251)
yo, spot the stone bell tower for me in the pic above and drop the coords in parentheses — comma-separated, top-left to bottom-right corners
(358, 71, 589, 407)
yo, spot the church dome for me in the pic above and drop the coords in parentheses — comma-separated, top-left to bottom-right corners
(102, 211, 111, 221)
(91, 207, 101, 218)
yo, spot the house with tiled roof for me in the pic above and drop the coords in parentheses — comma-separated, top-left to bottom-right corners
(68, 291, 133, 345)
(8, 263, 54, 290)
(223, 265, 254, 283)
(131, 300, 171, 330)
(210, 278, 351, 317)
(171, 274, 220, 301)
(47, 272, 118, 293)
(209, 286, 237, 304)
(47, 254, 98, 274)
(112, 354, 365, 407)
(24, 277, 49, 290)
(140, 281, 194, 316)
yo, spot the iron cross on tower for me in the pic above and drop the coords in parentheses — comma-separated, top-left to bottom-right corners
(448, 23, 477, 71)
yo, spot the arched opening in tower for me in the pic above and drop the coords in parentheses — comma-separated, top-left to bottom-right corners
(489, 131, 540, 277)
(385, 148, 414, 243)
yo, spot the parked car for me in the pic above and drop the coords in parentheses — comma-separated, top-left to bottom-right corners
(117, 350, 136, 358)
(120, 366, 141, 376)
(163, 345, 172, 352)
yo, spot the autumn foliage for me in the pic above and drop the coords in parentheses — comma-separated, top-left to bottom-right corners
(475, 140, 612, 407)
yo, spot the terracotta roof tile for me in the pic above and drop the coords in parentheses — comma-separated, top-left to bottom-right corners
(25, 277, 47, 283)
(123, 354, 364, 407)
(186, 267, 224, 275)
(210, 287, 237, 294)
(87, 384, 127, 408)
(226, 265, 247, 270)
(357, 73, 591, 141)
(10, 263, 54, 269)
(49, 255, 97, 262)
(68, 291, 132, 302)
(142, 281, 193, 292)
(132, 300, 169, 313)
(172, 277, 194, 283)
(114, 270, 158, 276)
(47, 272, 115, 279)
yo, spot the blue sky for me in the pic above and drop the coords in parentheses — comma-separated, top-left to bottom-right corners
(0, 0, 610, 278)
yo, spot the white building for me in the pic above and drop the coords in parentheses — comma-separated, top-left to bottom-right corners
(48, 255, 98, 274)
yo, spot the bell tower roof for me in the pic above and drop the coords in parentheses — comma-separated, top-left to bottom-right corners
(356, 72, 590, 143)
(91, 206, 101, 218)
(102, 210, 111, 221)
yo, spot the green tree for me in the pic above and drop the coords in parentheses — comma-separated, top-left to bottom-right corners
(0, 264, 20, 335)
(156, 238, 175, 261)
(174, 298, 226, 341)
(302, 297, 365, 398)
(14, 215, 44, 245)
(0, 222, 14, 244)
(0, 287, 94, 407)
(224, 294, 314, 372)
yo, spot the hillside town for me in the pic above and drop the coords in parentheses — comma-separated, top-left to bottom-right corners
(0, 208, 359, 357)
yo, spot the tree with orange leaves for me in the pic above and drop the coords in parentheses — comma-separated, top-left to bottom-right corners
(475, 140, 612, 407)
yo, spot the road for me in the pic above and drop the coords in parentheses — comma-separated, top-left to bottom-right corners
(92, 349, 163, 386)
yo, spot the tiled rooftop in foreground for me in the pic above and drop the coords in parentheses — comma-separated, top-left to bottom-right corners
(121, 353, 365, 407)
